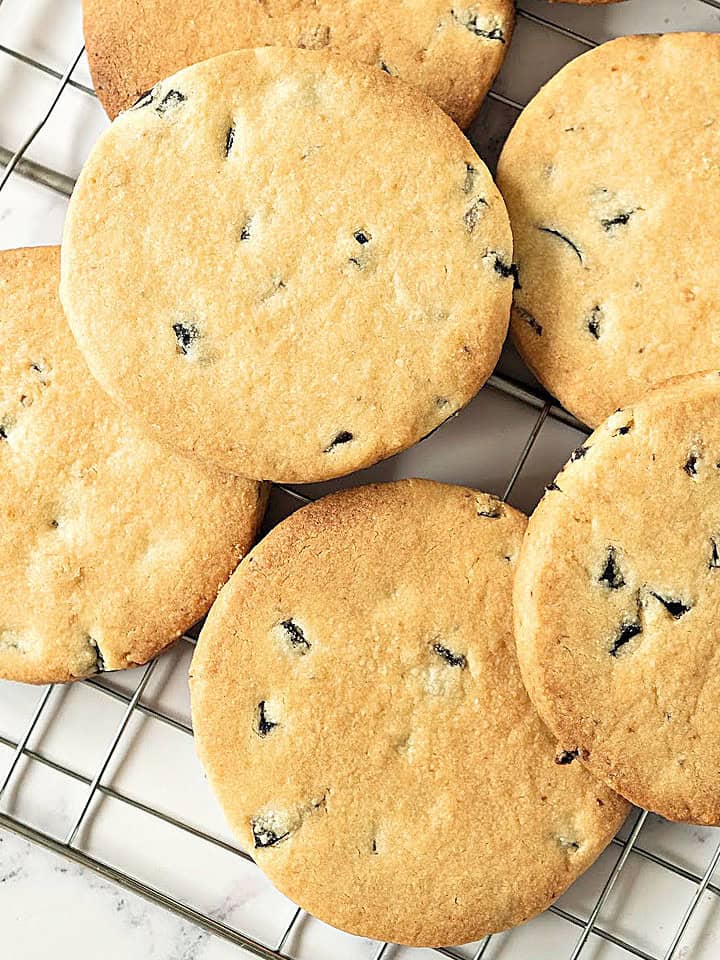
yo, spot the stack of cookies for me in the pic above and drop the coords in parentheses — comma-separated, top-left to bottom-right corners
(4, 1, 720, 949)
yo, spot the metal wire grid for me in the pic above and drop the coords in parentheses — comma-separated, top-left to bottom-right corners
(1, 3, 720, 959)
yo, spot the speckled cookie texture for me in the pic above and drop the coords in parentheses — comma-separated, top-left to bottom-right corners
(190, 479, 628, 946)
(0, 247, 266, 685)
(497, 33, 720, 427)
(61, 49, 514, 484)
(514, 371, 720, 824)
(82, 0, 515, 127)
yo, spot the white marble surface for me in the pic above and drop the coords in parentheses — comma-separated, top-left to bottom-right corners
(2, 1, 720, 959)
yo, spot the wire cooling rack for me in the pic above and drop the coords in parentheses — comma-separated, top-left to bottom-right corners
(3, 2, 720, 959)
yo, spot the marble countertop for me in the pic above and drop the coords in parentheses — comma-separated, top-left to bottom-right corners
(2, 1, 720, 959)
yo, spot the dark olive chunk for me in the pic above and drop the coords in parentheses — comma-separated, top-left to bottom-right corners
(454, 12, 505, 42)
(557, 836, 581, 851)
(89, 636, 105, 673)
(432, 642, 467, 669)
(252, 817, 290, 849)
(609, 619, 642, 657)
(225, 125, 235, 157)
(598, 546, 625, 590)
(537, 226, 583, 264)
(464, 197, 488, 233)
(684, 453, 699, 477)
(555, 749, 579, 765)
(156, 90, 186, 115)
(517, 306, 542, 336)
(650, 593, 691, 619)
(240, 218, 253, 241)
(324, 431, 353, 452)
(131, 87, 156, 110)
(463, 163, 477, 195)
(587, 305, 603, 339)
(570, 444, 589, 462)
(279, 618, 311, 653)
(545, 481, 562, 493)
(493, 256, 520, 289)
(710, 539, 720, 570)
(601, 210, 636, 232)
(354, 229, 371, 245)
(256, 701, 278, 737)
(477, 499, 502, 519)
(172, 321, 199, 355)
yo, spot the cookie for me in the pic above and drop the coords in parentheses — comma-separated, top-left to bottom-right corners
(514, 371, 720, 824)
(0, 247, 266, 685)
(82, 0, 515, 127)
(190, 479, 628, 946)
(61, 49, 514, 484)
(496, 33, 720, 427)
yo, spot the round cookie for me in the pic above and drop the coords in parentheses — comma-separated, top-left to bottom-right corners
(497, 33, 720, 427)
(82, 0, 515, 127)
(0, 247, 266, 685)
(61, 49, 514, 484)
(190, 479, 628, 946)
(514, 371, 720, 824)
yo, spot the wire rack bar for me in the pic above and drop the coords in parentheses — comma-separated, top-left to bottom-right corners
(0, 145, 76, 195)
(0, 685, 52, 800)
(0, 44, 84, 192)
(0, 811, 296, 960)
(276, 909, 303, 953)
(662, 838, 720, 960)
(516, 8, 596, 48)
(0, 730, 251, 860)
(569, 810, 649, 959)
(548, 904, 656, 960)
(64, 659, 156, 846)
(502, 400, 551, 500)
(0, 42, 94, 95)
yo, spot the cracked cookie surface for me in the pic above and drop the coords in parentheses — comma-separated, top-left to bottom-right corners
(514, 371, 720, 823)
(0, 247, 266, 684)
(82, 0, 515, 126)
(190, 478, 627, 946)
(61, 48, 513, 484)
(497, 33, 720, 426)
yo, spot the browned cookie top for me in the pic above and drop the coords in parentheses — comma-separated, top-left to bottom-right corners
(498, 33, 720, 426)
(515, 371, 720, 824)
(191, 479, 628, 946)
(61, 49, 513, 483)
(83, 0, 515, 126)
(1, 246, 265, 684)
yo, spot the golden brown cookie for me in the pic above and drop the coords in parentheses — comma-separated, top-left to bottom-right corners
(514, 371, 720, 824)
(0, 247, 266, 684)
(191, 479, 628, 946)
(82, 0, 515, 127)
(61, 49, 514, 484)
(497, 33, 720, 427)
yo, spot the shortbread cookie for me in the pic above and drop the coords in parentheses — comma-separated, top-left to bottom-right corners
(191, 479, 628, 946)
(0, 247, 266, 685)
(515, 371, 720, 824)
(61, 49, 514, 483)
(497, 33, 720, 426)
(82, 0, 515, 127)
